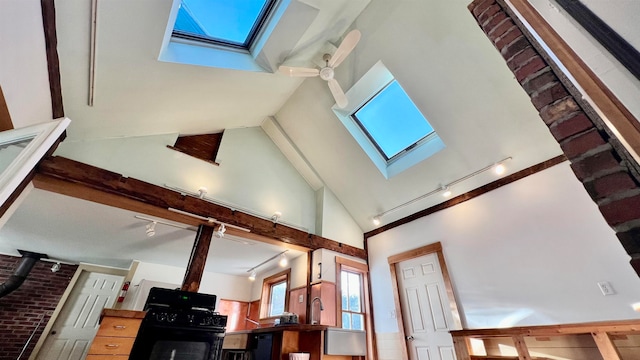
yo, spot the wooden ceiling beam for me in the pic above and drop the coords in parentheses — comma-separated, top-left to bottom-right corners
(35, 156, 366, 259)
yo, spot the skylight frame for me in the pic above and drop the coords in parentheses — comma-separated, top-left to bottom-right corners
(350, 80, 436, 163)
(332, 61, 445, 179)
(171, 0, 278, 50)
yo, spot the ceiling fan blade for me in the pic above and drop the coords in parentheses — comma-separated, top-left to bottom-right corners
(328, 29, 361, 68)
(327, 79, 348, 108)
(279, 66, 320, 77)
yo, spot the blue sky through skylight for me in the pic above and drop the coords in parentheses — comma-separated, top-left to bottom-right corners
(175, 0, 270, 46)
(354, 81, 434, 160)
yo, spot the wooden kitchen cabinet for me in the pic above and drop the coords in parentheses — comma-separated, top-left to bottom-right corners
(86, 309, 145, 359)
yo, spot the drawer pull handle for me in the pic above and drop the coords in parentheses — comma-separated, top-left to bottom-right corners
(113, 325, 127, 329)
(105, 344, 120, 348)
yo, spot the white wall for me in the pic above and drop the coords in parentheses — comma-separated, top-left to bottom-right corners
(249, 252, 308, 301)
(120, 261, 252, 310)
(0, 0, 52, 128)
(367, 163, 640, 356)
(316, 187, 364, 249)
(311, 248, 367, 283)
(54, 127, 317, 232)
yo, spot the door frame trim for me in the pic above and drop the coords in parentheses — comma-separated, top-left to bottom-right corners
(387, 241, 463, 360)
(29, 264, 128, 360)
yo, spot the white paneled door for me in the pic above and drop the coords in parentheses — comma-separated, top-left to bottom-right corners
(397, 253, 456, 360)
(35, 271, 123, 360)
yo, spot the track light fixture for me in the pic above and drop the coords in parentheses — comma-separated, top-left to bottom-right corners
(271, 211, 282, 223)
(279, 253, 288, 267)
(246, 250, 289, 280)
(146, 222, 157, 237)
(51, 262, 61, 273)
(214, 224, 226, 238)
(372, 157, 512, 226)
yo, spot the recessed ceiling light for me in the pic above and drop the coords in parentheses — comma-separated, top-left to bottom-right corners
(494, 163, 506, 175)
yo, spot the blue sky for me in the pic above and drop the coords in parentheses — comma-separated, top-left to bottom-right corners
(355, 80, 434, 159)
(176, 0, 269, 45)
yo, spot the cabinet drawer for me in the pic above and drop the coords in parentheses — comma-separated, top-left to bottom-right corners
(88, 336, 135, 355)
(96, 317, 141, 337)
(86, 356, 129, 360)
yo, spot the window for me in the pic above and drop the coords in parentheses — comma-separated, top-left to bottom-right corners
(340, 269, 364, 330)
(260, 269, 290, 319)
(336, 257, 369, 333)
(352, 80, 435, 162)
(332, 61, 445, 179)
(172, 0, 276, 49)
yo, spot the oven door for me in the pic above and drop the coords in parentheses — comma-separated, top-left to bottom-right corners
(129, 324, 225, 360)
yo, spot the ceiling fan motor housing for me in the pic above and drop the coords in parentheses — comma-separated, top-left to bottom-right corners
(319, 67, 335, 80)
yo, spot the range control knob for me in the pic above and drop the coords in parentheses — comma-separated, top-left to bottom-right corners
(155, 312, 167, 322)
(167, 313, 178, 323)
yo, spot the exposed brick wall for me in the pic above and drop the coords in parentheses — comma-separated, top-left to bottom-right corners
(0, 253, 77, 360)
(469, 0, 640, 275)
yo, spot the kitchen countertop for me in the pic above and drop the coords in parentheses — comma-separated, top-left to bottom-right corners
(226, 324, 329, 334)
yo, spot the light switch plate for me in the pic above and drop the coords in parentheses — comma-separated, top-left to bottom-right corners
(298, 294, 304, 303)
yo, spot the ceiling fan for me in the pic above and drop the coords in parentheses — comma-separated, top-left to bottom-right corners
(279, 29, 361, 108)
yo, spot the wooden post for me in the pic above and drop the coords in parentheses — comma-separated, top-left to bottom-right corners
(512, 335, 532, 360)
(0, 86, 13, 131)
(451, 335, 471, 360)
(181, 224, 214, 292)
(592, 331, 622, 360)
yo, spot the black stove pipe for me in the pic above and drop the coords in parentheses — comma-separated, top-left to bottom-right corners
(0, 250, 47, 299)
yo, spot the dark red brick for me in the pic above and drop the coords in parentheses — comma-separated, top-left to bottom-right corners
(478, 4, 501, 24)
(515, 56, 547, 83)
(501, 36, 533, 61)
(584, 171, 637, 200)
(0, 254, 77, 360)
(599, 193, 640, 227)
(549, 113, 593, 142)
(481, 11, 507, 34)
(471, 0, 495, 17)
(495, 27, 524, 51)
(539, 97, 581, 125)
(617, 227, 640, 255)
(531, 82, 569, 110)
(507, 47, 538, 73)
(488, 19, 515, 40)
(560, 128, 608, 160)
(630, 256, 640, 277)
(521, 68, 556, 94)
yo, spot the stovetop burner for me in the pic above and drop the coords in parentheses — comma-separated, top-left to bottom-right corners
(144, 307, 227, 329)
(142, 288, 227, 330)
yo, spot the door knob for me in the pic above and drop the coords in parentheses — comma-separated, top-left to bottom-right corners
(406, 335, 414, 340)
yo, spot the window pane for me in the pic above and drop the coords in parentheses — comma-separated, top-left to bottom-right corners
(347, 272, 361, 312)
(175, 0, 271, 46)
(353, 80, 434, 159)
(352, 314, 364, 331)
(342, 313, 351, 330)
(269, 281, 287, 316)
(341, 271, 349, 310)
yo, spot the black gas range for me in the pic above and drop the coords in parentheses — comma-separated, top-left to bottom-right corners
(129, 288, 228, 360)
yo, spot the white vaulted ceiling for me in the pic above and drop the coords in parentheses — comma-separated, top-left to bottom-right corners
(1, 0, 595, 271)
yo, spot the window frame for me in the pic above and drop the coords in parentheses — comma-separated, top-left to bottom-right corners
(350, 80, 436, 162)
(259, 268, 291, 320)
(172, 0, 278, 50)
(335, 257, 370, 333)
(332, 61, 445, 179)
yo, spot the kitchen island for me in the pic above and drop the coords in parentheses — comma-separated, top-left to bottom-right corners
(223, 324, 365, 360)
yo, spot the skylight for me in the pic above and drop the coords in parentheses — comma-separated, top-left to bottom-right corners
(352, 80, 434, 161)
(332, 61, 445, 179)
(173, 0, 275, 48)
